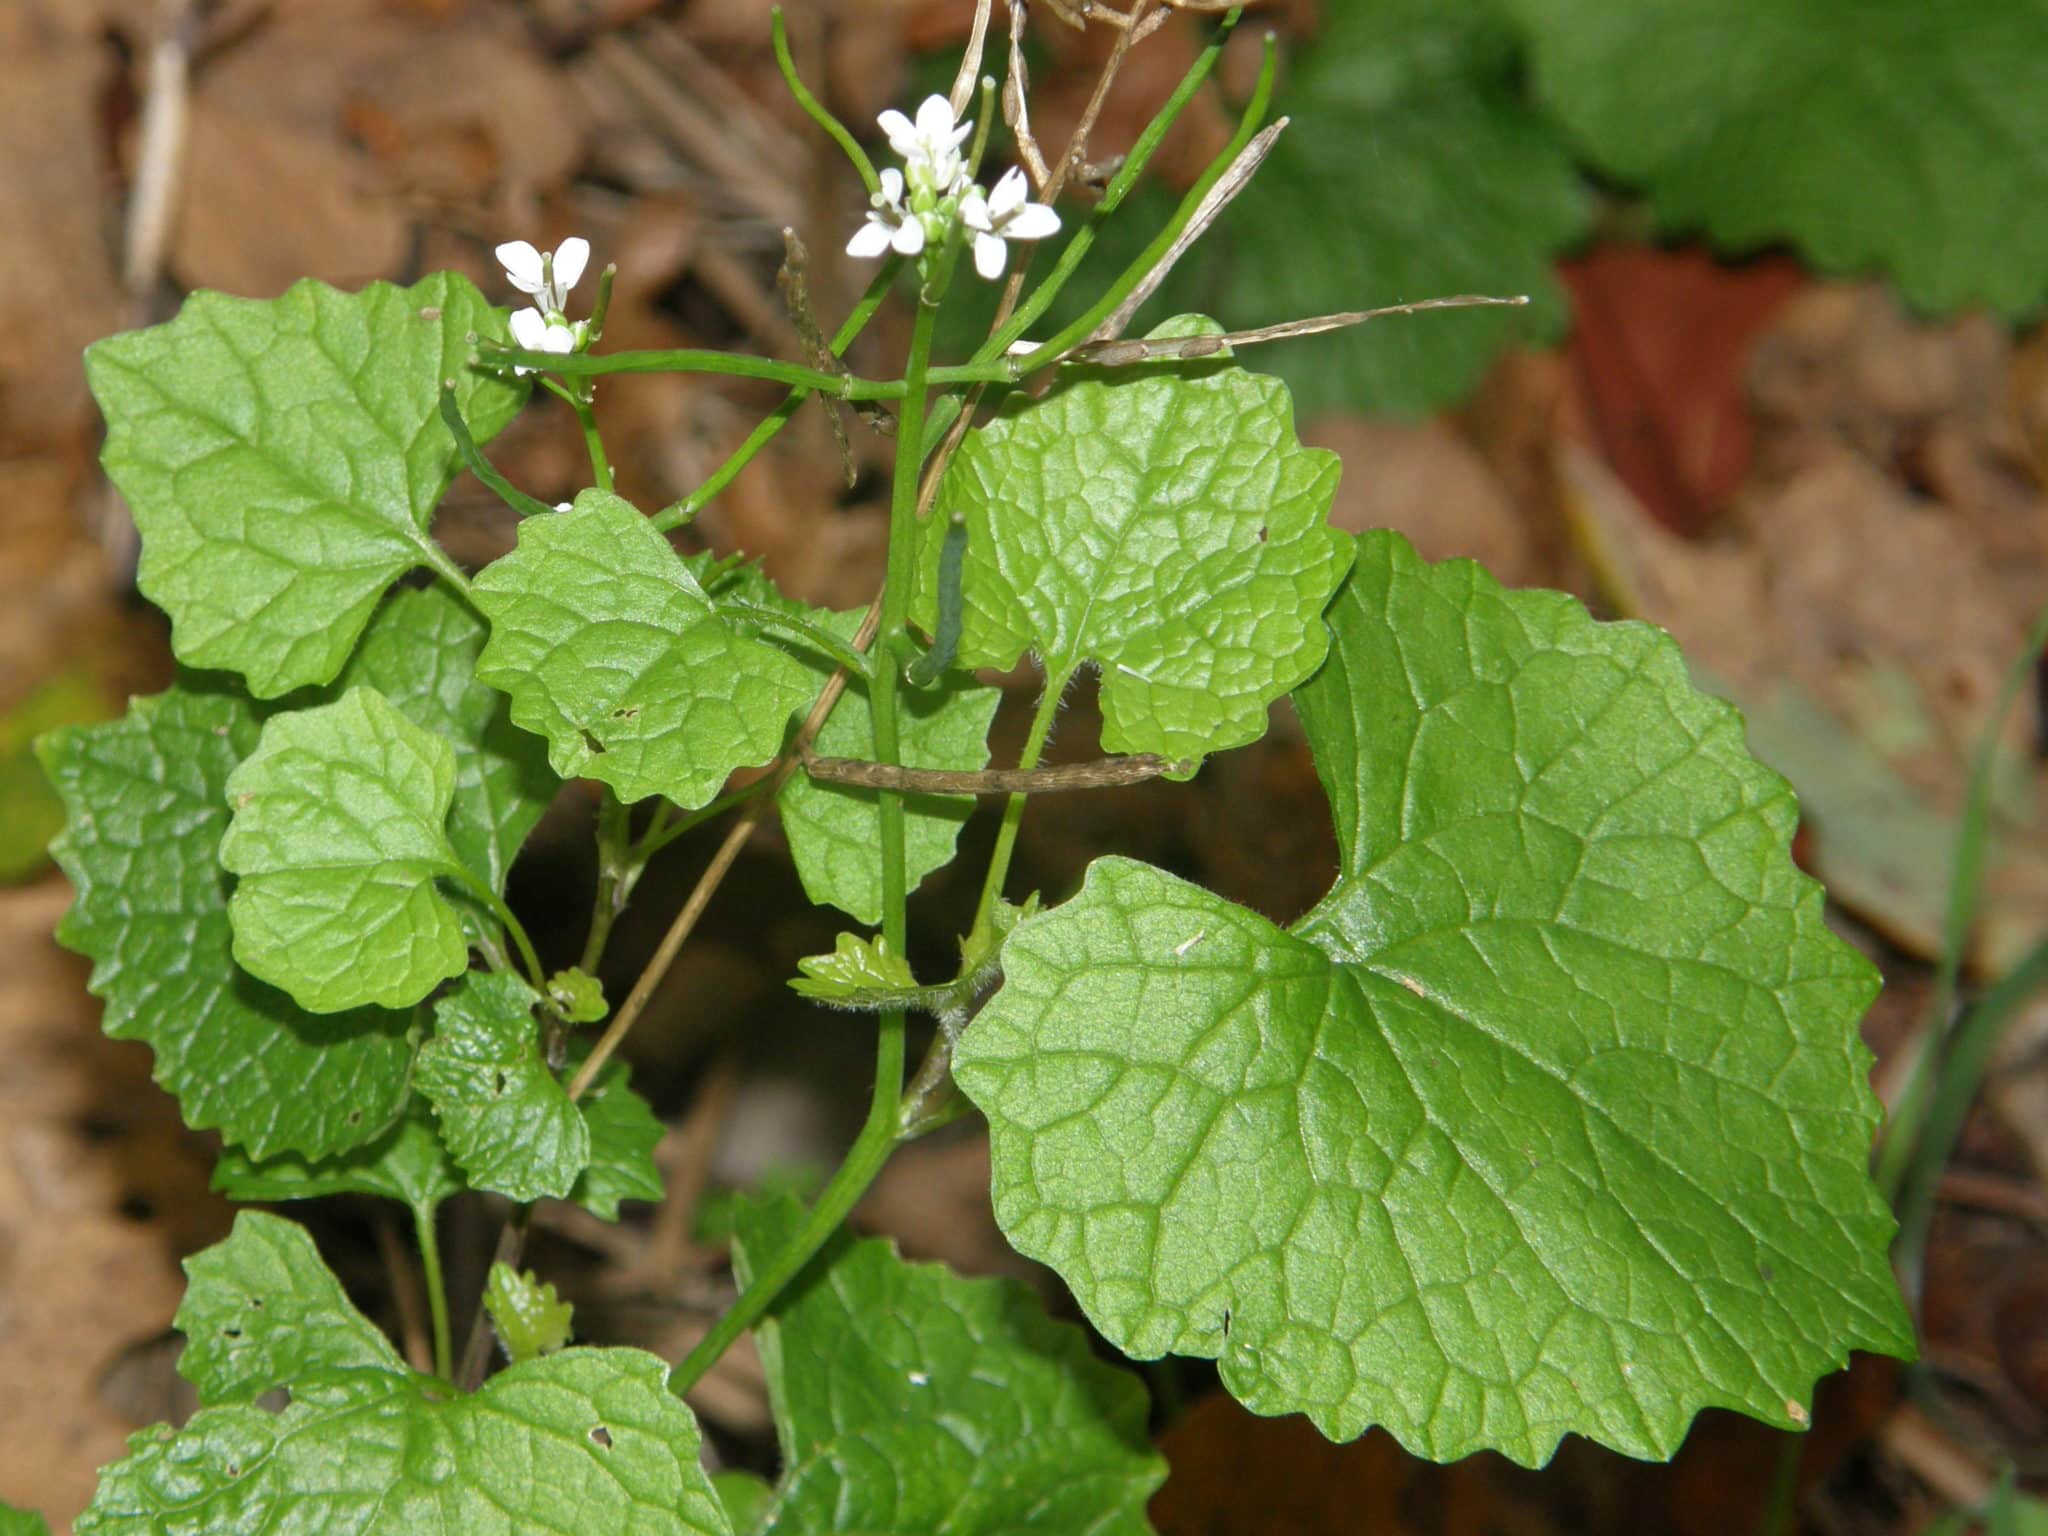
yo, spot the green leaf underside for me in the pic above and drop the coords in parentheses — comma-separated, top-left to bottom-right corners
(212, 1099, 463, 1216)
(473, 491, 812, 808)
(771, 605, 1001, 924)
(81, 1214, 731, 1536)
(733, 1197, 1165, 1534)
(84, 274, 523, 697)
(0, 1503, 51, 1536)
(917, 318, 1351, 773)
(38, 684, 413, 1159)
(485, 1264, 577, 1363)
(1501, 0, 2048, 319)
(331, 585, 560, 942)
(221, 688, 471, 1013)
(417, 971, 589, 1203)
(1214, 1, 1588, 415)
(956, 531, 1911, 1466)
(567, 1050, 666, 1221)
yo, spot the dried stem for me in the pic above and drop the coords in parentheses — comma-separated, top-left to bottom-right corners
(800, 745, 1181, 794)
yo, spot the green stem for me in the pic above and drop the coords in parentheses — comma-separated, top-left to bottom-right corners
(581, 790, 633, 976)
(673, 277, 941, 1399)
(633, 776, 776, 865)
(652, 262, 898, 533)
(669, 1079, 901, 1393)
(571, 393, 613, 494)
(454, 869, 545, 991)
(440, 385, 555, 519)
(722, 599, 875, 678)
(501, 345, 1010, 397)
(413, 1202, 452, 1382)
(772, 6, 878, 194)
(969, 670, 1070, 946)
(1876, 598, 2048, 1199)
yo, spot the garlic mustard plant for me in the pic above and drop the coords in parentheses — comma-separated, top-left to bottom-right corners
(34, 8, 1911, 1534)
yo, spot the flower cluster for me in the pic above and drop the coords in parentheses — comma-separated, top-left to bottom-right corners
(495, 237, 591, 369)
(846, 96, 1058, 280)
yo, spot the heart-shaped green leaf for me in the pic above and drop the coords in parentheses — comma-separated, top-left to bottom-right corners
(39, 683, 414, 1159)
(221, 687, 473, 1013)
(83, 275, 524, 697)
(416, 971, 588, 1203)
(956, 531, 1912, 1465)
(473, 492, 813, 807)
(915, 323, 1351, 772)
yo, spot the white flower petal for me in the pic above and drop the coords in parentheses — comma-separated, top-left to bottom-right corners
(878, 108, 914, 150)
(973, 231, 1007, 280)
(914, 95, 957, 140)
(1005, 203, 1061, 242)
(496, 241, 545, 294)
(892, 218, 927, 257)
(989, 166, 1030, 220)
(552, 237, 590, 292)
(847, 219, 895, 259)
(877, 167, 905, 206)
(541, 321, 579, 354)
(959, 189, 992, 233)
(508, 306, 549, 350)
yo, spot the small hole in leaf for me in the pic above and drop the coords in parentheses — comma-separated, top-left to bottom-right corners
(492, 1071, 508, 1095)
(1219, 1308, 1232, 1338)
(1256, 527, 1268, 543)
(347, 1109, 363, 1126)
(222, 1326, 242, 1339)
(581, 730, 607, 756)
(248, 1297, 265, 1309)
(226, 1463, 241, 1478)
(610, 707, 639, 721)
(589, 1425, 613, 1449)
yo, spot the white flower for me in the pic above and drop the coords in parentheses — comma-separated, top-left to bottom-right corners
(876, 95, 971, 198)
(846, 167, 929, 260)
(959, 168, 1060, 281)
(508, 306, 584, 375)
(495, 236, 590, 314)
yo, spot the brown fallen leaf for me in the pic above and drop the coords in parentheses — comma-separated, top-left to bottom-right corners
(0, 11, 126, 457)
(1561, 244, 1807, 535)
(173, 100, 410, 297)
